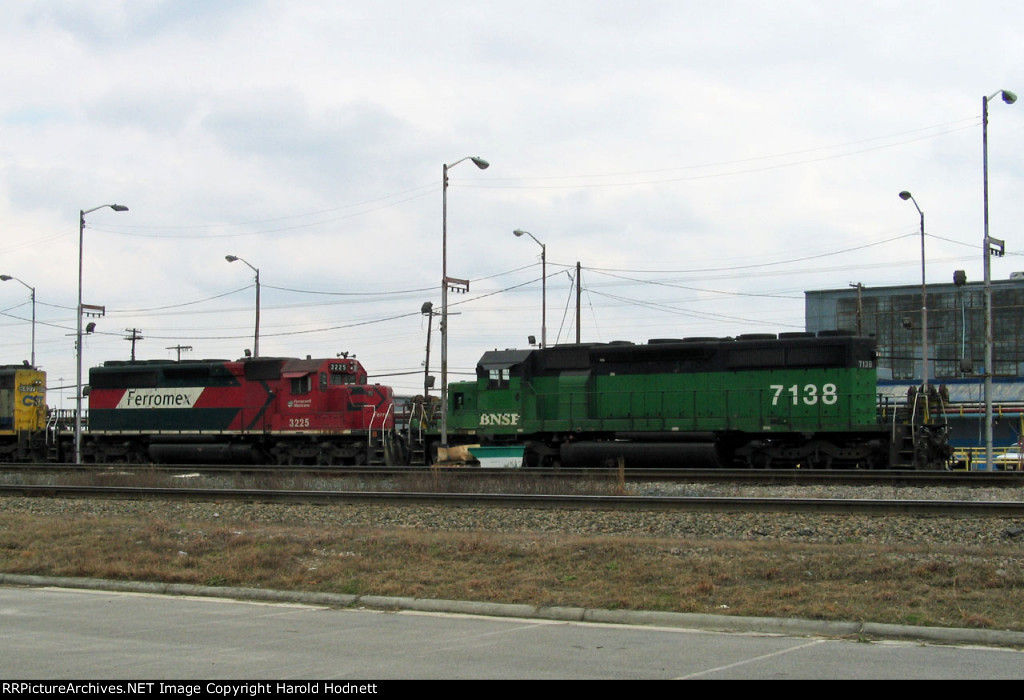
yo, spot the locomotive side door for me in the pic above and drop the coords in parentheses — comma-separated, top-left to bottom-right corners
(278, 370, 316, 431)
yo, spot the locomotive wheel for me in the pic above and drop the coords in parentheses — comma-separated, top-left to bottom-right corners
(315, 451, 337, 466)
(271, 443, 290, 465)
(522, 447, 561, 469)
(523, 441, 560, 469)
(803, 453, 834, 470)
(747, 453, 772, 469)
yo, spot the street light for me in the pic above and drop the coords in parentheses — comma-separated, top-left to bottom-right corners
(421, 301, 438, 397)
(225, 255, 261, 358)
(77, 203, 128, 464)
(440, 155, 489, 454)
(513, 229, 547, 349)
(982, 88, 1016, 470)
(899, 191, 928, 389)
(0, 274, 36, 366)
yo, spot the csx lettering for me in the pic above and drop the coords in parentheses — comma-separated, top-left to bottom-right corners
(479, 413, 520, 426)
(21, 395, 43, 406)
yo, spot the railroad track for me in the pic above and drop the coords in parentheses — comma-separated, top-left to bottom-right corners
(3, 464, 1024, 486)
(3, 483, 1024, 516)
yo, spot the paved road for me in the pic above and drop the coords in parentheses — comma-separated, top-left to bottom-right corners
(2, 579, 1023, 680)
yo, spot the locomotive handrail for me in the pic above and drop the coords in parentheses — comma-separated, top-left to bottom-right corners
(405, 400, 422, 437)
(46, 408, 80, 433)
(398, 397, 441, 465)
(407, 400, 428, 464)
(885, 394, 900, 439)
(368, 402, 393, 433)
(365, 401, 395, 465)
(45, 410, 60, 446)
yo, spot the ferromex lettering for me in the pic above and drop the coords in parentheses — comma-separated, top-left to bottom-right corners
(117, 387, 205, 409)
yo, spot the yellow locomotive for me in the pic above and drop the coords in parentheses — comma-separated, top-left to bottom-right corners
(0, 364, 49, 461)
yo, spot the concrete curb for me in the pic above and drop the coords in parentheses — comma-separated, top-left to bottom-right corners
(4, 573, 1024, 648)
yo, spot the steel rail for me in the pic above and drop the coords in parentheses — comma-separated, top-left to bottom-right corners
(2, 484, 1023, 516)
(2, 464, 1023, 486)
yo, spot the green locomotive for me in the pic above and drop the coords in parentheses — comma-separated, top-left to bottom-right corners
(447, 333, 950, 469)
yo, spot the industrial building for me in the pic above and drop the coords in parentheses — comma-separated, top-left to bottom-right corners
(805, 275, 1024, 456)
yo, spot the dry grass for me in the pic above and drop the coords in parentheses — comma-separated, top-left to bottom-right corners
(3, 467, 1021, 631)
(2, 506, 1024, 631)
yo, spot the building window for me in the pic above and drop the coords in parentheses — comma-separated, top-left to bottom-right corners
(828, 284, 1024, 380)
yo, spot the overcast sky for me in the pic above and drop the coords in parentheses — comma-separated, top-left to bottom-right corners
(2, 0, 1023, 397)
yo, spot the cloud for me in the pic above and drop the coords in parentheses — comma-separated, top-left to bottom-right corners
(1, 1, 1023, 394)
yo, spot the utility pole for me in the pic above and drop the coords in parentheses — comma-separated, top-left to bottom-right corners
(421, 302, 438, 397)
(124, 328, 144, 361)
(576, 262, 582, 343)
(849, 282, 864, 335)
(166, 344, 193, 361)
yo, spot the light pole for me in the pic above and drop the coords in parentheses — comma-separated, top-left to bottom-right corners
(1, 274, 36, 366)
(899, 191, 927, 389)
(77, 203, 128, 464)
(982, 89, 1016, 470)
(421, 301, 438, 397)
(226, 255, 261, 358)
(440, 155, 489, 454)
(513, 229, 547, 349)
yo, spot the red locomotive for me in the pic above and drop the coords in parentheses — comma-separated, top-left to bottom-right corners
(83, 355, 401, 464)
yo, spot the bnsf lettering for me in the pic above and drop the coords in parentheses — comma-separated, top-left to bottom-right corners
(479, 413, 520, 426)
(116, 388, 205, 409)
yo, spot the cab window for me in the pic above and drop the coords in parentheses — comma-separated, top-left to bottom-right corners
(488, 368, 510, 389)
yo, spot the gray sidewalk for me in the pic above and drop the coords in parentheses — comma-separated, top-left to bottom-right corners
(4, 572, 1024, 649)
